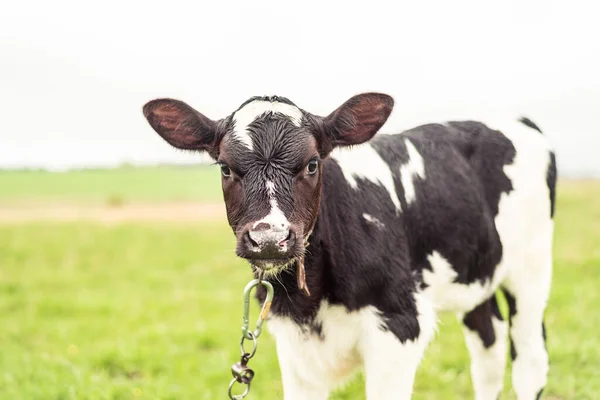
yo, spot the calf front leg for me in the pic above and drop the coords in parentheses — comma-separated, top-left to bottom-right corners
(360, 295, 436, 400)
(274, 334, 330, 400)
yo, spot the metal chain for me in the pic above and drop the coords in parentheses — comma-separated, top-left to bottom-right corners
(228, 279, 274, 400)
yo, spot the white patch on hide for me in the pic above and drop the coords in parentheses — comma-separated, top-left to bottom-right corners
(362, 213, 385, 228)
(399, 139, 426, 204)
(332, 144, 402, 213)
(422, 251, 496, 312)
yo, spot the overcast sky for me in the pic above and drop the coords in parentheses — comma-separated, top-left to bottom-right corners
(1, 0, 598, 176)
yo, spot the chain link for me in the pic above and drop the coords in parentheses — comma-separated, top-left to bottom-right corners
(228, 378, 250, 400)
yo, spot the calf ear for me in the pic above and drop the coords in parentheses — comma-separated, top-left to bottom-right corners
(322, 93, 394, 148)
(143, 99, 222, 158)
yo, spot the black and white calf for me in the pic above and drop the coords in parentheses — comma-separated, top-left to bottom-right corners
(143, 93, 556, 400)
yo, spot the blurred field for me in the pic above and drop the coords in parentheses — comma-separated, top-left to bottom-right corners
(0, 166, 222, 205)
(0, 167, 599, 399)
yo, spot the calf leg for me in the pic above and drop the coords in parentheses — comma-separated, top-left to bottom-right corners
(274, 339, 330, 400)
(360, 294, 437, 400)
(502, 286, 549, 400)
(502, 245, 552, 400)
(460, 293, 508, 400)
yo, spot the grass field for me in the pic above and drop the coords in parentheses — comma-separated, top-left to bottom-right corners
(0, 167, 599, 399)
(0, 166, 222, 205)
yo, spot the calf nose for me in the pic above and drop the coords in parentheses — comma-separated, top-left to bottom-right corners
(242, 222, 296, 258)
(248, 222, 290, 247)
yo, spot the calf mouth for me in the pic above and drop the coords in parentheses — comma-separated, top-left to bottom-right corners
(236, 229, 307, 276)
(249, 253, 310, 296)
(250, 257, 296, 277)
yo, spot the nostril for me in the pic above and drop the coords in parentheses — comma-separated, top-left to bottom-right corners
(245, 231, 259, 249)
(279, 230, 294, 247)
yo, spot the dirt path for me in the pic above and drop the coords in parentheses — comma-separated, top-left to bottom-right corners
(0, 202, 227, 223)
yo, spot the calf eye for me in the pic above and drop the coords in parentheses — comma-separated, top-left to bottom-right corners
(306, 160, 319, 175)
(221, 164, 231, 178)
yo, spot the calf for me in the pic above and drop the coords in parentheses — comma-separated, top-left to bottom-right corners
(143, 93, 556, 400)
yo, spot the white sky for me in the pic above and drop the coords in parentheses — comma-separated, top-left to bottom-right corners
(1, 0, 599, 176)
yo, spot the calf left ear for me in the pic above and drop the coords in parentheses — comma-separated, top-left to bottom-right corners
(321, 92, 394, 150)
(143, 99, 223, 159)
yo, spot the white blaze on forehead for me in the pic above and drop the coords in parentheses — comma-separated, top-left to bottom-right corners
(253, 180, 290, 231)
(331, 143, 403, 213)
(232, 100, 304, 151)
(400, 139, 426, 204)
(266, 180, 276, 196)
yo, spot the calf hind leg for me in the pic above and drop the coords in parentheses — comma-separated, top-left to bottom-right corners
(502, 287, 549, 400)
(501, 232, 552, 400)
(460, 293, 508, 400)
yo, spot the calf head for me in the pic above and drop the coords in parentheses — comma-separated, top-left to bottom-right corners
(143, 93, 393, 292)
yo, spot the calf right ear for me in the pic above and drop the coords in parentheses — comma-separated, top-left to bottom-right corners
(143, 99, 222, 159)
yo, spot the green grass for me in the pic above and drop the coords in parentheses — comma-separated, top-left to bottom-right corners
(0, 166, 223, 205)
(0, 172, 599, 399)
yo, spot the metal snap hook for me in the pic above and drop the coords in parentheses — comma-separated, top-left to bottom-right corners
(241, 279, 274, 340)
